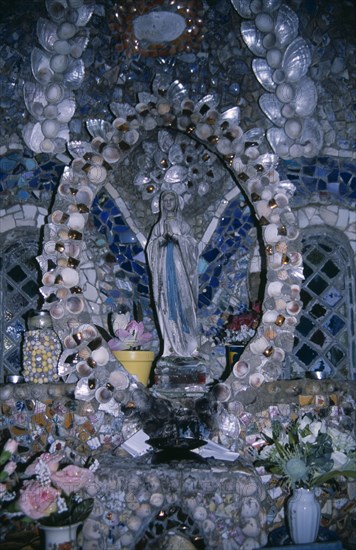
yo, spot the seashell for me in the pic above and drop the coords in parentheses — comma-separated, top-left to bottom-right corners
(262, 310, 278, 323)
(57, 22, 77, 40)
(76, 361, 93, 377)
(56, 287, 69, 300)
(193, 506, 207, 522)
(74, 2, 95, 27)
(259, 94, 284, 126)
(294, 77, 317, 117)
(230, 0, 254, 19)
(50, 53, 69, 73)
(212, 383, 231, 402)
(74, 186, 93, 206)
(150, 493, 164, 508)
(195, 94, 220, 117)
(236, 478, 258, 497)
(66, 295, 84, 314)
(102, 145, 120, 164)
(122, 129, 139, 146)
(87, 165, 107, 184)
(63, 59, 85, 89)
(67, 140, 92, 159)
(250, 336, 269, 354)
(54, 39, 71, 55)
(41, 119, 60, 139)
(45, 82, 65, 103)
(277, 269, 289, 281)
(284, 117, 302, 139)
(42, 271, 56, 286)
(264, 326, 277, 339)
(241, 497, 260, 518)
(299, 118, 323, 157)
(86, 119, 112, 140)
(56, 97, 76, 123)
(266, 48, 283, 68)
(282, 38, 311, 83)
(233, 361, 250, 379)
(31, 48, 53, 85)
(276, 82, 295, 103)
(43, 104, 59, 119)
(290, 284, 301, 299)
(22, 121, 45, 154)
(68, 212, 85, 230)
(249, 373, 265, 388)
(274, 192, 288, 208)
(50, 303, 65, 319)
(37, 18, 58, 52)
(91, 346, 110, 366)
(70, 31, 90, 58)
(52, 210, 69, 225)
(46, 0, 67, 22)
(95, 386, 113, 404)
(274, 4, 298, 46)
(74, 377, 96, 401)
(59, 267, 79, 288)
(273, 347, 285, 362)
(108, 370, 129, 390)
(267, 281, 283, 297)
(23, 82, 47, 117)
(286, 301, 302, 315)
(219, 106, 240, 128)
(266, 127, 293, 158)
(275, 297, 287, 310)
(255, 12, 274, 33)
(110, 101, 137, 120)
(241, 22, 266, 57)
(164, 165, 188, 183)
(167, 80, 189, 111)
(242, 517, 260, 538)
(264, 223, 280, 243)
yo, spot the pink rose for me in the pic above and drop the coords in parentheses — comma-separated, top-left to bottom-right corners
(4, 439, 18, 454)
(51, 465, 94, 496)
(18, 480, 59, 520)
(25, 452, 65, 476)
(4, 460, 17, 476)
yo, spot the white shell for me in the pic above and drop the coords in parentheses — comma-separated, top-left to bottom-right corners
(46, 83, 65, 103)
(274, 4, 298, 46)
(294, 77, 317, 116)
(108, 370, 129, 390)
(241, 22, 266, 57)
(31, 48, 53, 85)
(60, 267, 80, 288)
(249, 373, 265, 388)
(259, 94, 284, 127)
(252, 59, 276, 92)
(91, 346, 110, 366)
(76, 361, 93, 377)
(282, 38, 311, 82)
(87, 165, 107, 184)
(233, 361, 250, 379)
(250, 336, 269, 354)
(65, 296, 84, 314)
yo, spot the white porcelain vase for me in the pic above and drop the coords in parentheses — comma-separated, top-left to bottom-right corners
(287, 488, 320, 544)
(41, 521, 82, 549)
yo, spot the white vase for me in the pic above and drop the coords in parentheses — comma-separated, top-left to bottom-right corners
(287, 488, 320, 544)
(41, 522, 82, 549)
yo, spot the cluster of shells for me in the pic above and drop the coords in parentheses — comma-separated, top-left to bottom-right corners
(22, 0, 93, 155)
(232, 0, 323, 158)
(84, 464, 268, 549)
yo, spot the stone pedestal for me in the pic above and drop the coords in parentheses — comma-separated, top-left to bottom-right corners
(153, 356, 207, 397)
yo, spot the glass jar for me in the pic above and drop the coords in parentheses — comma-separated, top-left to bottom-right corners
(22, 310, 62, 383)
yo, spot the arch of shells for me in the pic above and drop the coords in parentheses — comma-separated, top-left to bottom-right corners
(21, 0, 308, 423)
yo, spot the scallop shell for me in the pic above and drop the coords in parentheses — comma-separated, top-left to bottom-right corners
(74, 2, 95, 26)
(241, 22, 266, 57)
(22, 122, 45, 154)
(23, 82, 47, 118)
(31, 48, 53, 85)
(195, 94, 220, 117)
(230, 0, 254, 18)
(219, 106, 241, 128)
(259, 93, 284, 126)
(86, 119, 112, 140)
(293, 77, 317, 117)
(164, 165, 188, 183)
(67, 140, 92, 159)
(70, 31, 90, 58)
(266, 127, 293, 158)
(274, 4, 298, 47)
(282, 38, 311, 82)
(46, 0, 67, 23)
(57, 98, 76, 123)
(299, 118, 323, 156)
(167, 80, 189, 110)
(63, 59, 85, 88)
(110, 101, 136, 120)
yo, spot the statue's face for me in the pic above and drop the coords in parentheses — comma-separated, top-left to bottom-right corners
(162, 193, 176, 213)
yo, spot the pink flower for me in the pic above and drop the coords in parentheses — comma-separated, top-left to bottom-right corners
(24, 452, 65, 476)
(3, 461, 17, 476)
(4, 439, 18, 454)
(51, 465, 94, 496)
(18, 480, 59, 520)
(109, 320, 152, 351)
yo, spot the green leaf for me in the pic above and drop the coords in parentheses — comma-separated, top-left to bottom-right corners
(0, 451, 11, 466)
(311, 469, 356, 488)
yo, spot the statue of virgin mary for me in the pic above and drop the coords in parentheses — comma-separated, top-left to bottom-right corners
(146, 191, 199, 359)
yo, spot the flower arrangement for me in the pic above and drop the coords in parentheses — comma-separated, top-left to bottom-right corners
(13, 441, 97, 527)
(107, 307, 153, 352)
(254, 413, 356, 490)
(214, 302, 261, 345)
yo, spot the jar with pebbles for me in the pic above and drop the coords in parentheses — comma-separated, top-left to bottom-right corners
(22, 310, 62, 383)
